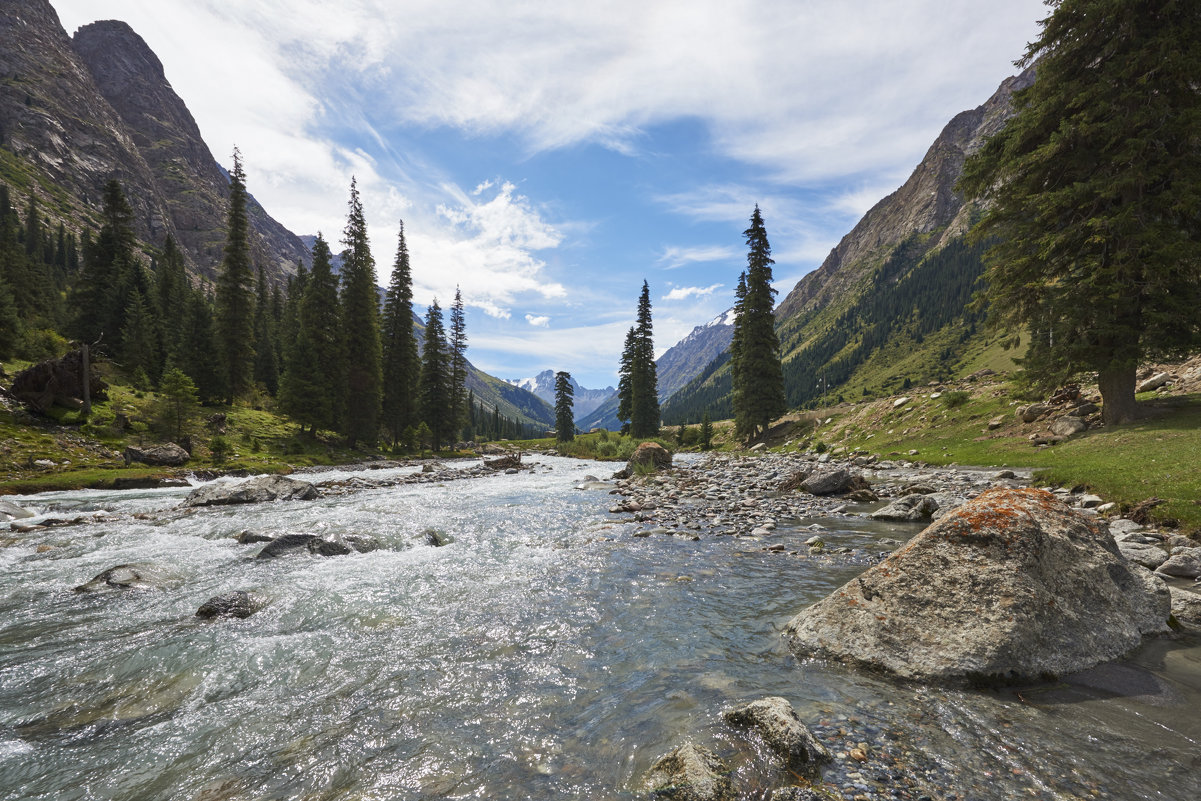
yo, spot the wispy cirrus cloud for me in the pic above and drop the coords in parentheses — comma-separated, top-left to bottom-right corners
(657, 245, 739, 270)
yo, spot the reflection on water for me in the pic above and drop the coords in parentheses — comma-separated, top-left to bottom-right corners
(0, 456, 1197, 800)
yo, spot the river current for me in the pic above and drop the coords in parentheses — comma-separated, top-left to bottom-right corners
(1, 455, 1198, 800)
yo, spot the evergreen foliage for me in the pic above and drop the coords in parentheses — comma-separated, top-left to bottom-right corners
(419, 299, 452, 450)
(279, 234, 343, 432)
(69, 180, 139, 350)
(253, 267, 279, 395)
(449, 287, 468, 437)
(156, 366, 199, 441)
(380, 221, 421, 445)
(730, 206, 787, 439)
(617, 281, 660, 437)
(554, 371, 575, 442)
(120, 288, 158, 386)
(958, 0, 1201, 425)
(699, 411, 713, 450)
(214, 149, 256, 401)
(338, 178, 383, 447)
(175, 287, 225, 403)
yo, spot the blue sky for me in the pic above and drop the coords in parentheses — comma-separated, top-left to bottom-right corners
(54, 0, 1045, 391)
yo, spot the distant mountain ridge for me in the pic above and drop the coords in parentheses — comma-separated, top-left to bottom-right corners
(507, 370, 614, 423)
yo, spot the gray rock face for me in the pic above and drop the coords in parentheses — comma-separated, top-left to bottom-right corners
(722, 697, 829, 777)
(1049, 416, 1088, 437)
(196, 591, 257, 619)
(0, 500, 35, 521)
(799, 468, 864, 496)
(1118, 540, 1169, 570)
(124, 442, 190, 466)
(869, 493, 939, 522)
(787, 488, 1171, 684)
(1155, 547, 1201, 579)
(185, 475, 318, 507)
(641, 743, 734, 801)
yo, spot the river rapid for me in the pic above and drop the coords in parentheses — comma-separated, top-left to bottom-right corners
(0, 455, 1198, 800)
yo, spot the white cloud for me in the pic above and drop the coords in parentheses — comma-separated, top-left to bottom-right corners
(657, 245, 739, 270)
(663, 284, 723, 302)
(525, 314, 550, 327)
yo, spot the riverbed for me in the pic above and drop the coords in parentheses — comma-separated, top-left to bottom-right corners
(1, 455, 1198, 800)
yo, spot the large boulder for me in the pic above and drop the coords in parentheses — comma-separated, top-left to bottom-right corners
(641, 743, 734, 801)
(196, 591, 258, 619)
(124, 442, 190, 467)
(614, 442, 673, 478)
(10, 347, 106, 414)
(1155, 547, 1201, 579)
(869, 493, 939, 522)
(184, 475, 318, 507)
(798, 468, 866, 496)
(0, 500, 35, 522)
(1049, 416, 1087, 437)
(787, 488, 1170, 685)
(722, 697, 829, 778)
(1169, 586, 1201, 630)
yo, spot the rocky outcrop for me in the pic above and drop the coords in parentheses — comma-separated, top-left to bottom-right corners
(787, 488, 1170, 685)
(123, 442, 189, 467)
(641, 743, 734, 801)
(184, 475, 318, 507)
(722, 697, 829, 778)
(10, 347, 106, 415)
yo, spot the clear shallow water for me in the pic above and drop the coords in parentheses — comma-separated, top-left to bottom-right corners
(0, 456, 1197, 800)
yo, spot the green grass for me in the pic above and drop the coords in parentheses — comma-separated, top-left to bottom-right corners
(811, 388, 1201, 532)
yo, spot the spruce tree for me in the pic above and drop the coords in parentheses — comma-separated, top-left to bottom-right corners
(214, 149, 256, 401)
(339, 178, 383, 448)
(253, 266, 279, 395)
(120, 289, 159, 387)
(731, 206, 786, 439)
(69, 180, 138, 349)
(155, 235, 188, 359)
(959, 0, 1201, 425)
(279, 235, 342, 433)
(627, 281, 660, 437)
(449, 286, 469, 437)
(381, 222, 421, 445)
(418, 299, 452, 450)
(616, 326, 636, 434)
(699, 410, 713, 451)
(554, 370, 574, 442)
(176, 288, 225, 403)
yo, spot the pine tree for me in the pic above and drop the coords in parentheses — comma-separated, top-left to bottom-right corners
(339, 178, 382, 447)
(120, 289, 159, 387)
(380, 221, 421, 445)
(214, 148, 256, 401)
(253, 267, 279, 395)
(617, 280, 660, 438)
(69, 180, 138, 349)
(419, 299, 452, 450)
(449, 286, 469, 438)
(0, 271, 22, 358)
(699, 410, 713, 451)
(731, 205, 786, 439)
(279, 234, 342, 433)
(155, 235, 188, 359)
(156, 366, 199, 441)
(176, 288, 225, 403)
(554, 370, 575, 442)
(958, 0, 1201, 426)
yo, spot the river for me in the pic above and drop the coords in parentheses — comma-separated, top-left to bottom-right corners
(1, 455, 1198, 800)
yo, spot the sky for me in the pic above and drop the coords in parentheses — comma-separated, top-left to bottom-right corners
(53, 0, 1046, 391)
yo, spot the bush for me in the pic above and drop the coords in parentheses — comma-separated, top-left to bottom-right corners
(16, 328, 68, 361)
(940, 391, 971, 409)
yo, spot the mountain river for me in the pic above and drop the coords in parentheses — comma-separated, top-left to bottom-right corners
(0, 455, 1198, 800)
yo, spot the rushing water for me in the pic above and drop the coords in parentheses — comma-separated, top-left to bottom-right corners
(0, 456, 1198, 800)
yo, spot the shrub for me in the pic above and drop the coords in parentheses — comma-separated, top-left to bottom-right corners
(940, 390, 971, 409)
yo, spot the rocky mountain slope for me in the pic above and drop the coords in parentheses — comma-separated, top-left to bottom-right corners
(0, 0, 306, 282)
(507, 370, 614, 422)
(663, 66, 1035, 424)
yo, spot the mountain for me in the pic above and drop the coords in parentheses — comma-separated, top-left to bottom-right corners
(507, 369, 615, 422)
(656, 307, 735, 400)
(663, 66, 1035, 424)
(0, 1, 306, 282)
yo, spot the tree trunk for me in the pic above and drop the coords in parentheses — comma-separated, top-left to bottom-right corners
(1099, 364, 1139, 426)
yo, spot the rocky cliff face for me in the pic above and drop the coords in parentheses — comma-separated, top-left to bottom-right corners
(656, 308, 735, 401)
(0, 0, 305, 282)
(775, 67, 1035, 323)
(71, 20, 307, 282)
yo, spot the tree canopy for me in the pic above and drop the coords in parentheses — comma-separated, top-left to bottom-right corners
(959, 0, 1201, 425)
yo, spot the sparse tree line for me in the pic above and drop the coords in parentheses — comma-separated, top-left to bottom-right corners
(0, 152, 528, 451)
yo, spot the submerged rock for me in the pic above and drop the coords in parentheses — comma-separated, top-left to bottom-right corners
(0, 500, 35, 521)
(256, 534, 351, 558)
(641, 742, 734, 801)
(423, 529, 455, 547)
(73, 563, 175, 593)
(787, 488, 1170, 685)
(196, 591, 258, 619)
(722, 696, 829, 778)
(185, 475, 319, 507)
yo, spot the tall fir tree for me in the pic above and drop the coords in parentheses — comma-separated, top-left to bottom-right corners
(554, 370, 575, 442)
(448, 286, 469, 438)
(959, 0, 1201, 425)
(214, 148, 256, 402)
(418, 299, 452, 450)
(120, 288, 159, 386)
(617, 281, 660, 437)
(175, 287, 225, 403)
(380, 221, 421, 446)
(155, 235, 189, 360)
(339, 178, 383, 447)
(280, 234, 343, 433)
(69, 180, 138, 349)
(731, 205, 786, 439)
(253, 266, 279, 395)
